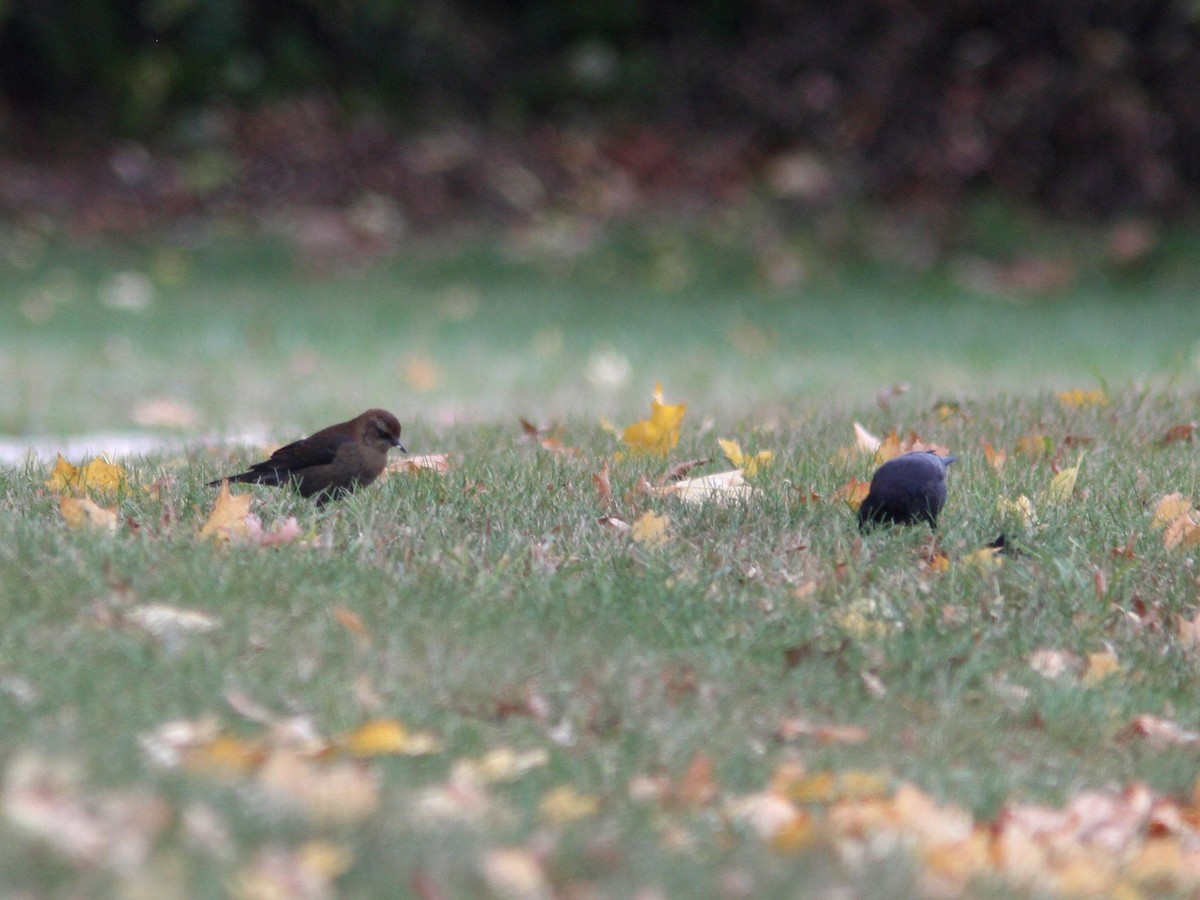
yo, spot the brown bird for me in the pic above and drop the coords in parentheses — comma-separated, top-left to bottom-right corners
(209, 409, 405, 504)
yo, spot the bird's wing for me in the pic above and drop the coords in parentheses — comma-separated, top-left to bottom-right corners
(251, 431, 351, 473)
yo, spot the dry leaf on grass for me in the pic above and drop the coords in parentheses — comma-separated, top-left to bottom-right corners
(59, 495, 118, 533)
(631, 511, 670, 546)
(622, 383, 685, 457)
(718, 438, 773, 476)
(199, 482, 253, 542)
(386, 453, 451, 475)
(661, 468, 752, 504)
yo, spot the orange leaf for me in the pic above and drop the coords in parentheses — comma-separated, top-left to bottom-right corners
(834, 479, 871, 510)
(983, 441, 1006, 472)
(59, 495, 118, 533)
(331, 606, 369, 640)
(199, 481, 253, 541)
(592, 460, 612, 506)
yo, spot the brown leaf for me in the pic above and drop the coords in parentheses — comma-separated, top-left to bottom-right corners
(1160, 423, 1198, 446)
(658, 457, 711, 484)
(597, 515, 630, 536)
(834, 479, 871, 510)
(592, 460, 612, 507)
(676, 753, 718, 806)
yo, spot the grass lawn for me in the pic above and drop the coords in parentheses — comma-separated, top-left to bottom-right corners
(3, 220, 1200, 896)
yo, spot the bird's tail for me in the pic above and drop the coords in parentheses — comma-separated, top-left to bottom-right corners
(207, 470, 282, 488)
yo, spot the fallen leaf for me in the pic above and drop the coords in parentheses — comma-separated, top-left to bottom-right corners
(1057, 389, 1109, 409)
(997, 495, 1037, 530)
(597, 514, 631, 536)
(1153, 493, 1192, 529)
(126, 604, 220, 650)
(257, 753, 380, 824)
(1178, 611, 1200, 656)
(1044, 455, 1083, 503)
(631, 511, 670, 546)
(983, 441, 1007, 472)
(718, 438, 773, 476)
(676, 752, 718, 806)
(1160, 423, 1198, 446)
(776, 719, 870, 745)
(331, 606, 370, 640)
(337, 719, 441, 757)
(658, 457, 711, 483)
(592, 460, 612, 506)
(853, 421, 882, 454)
(663, 469, 752, 504)
(233, 841, 352, 900)
(622, 383, 685, 457)
(242, 514, 303, 547)
(962, 546, 1003, 570)
(480, 848, 549, 900)
(45, 454, 128, 496)
(453, 747, 549, 786)
(1029, 648, 1083, 680)
(834, 479, 871, 510)
(59, 495, 118, 533)
(199, 482, 253, 542)
(1014, 434, 1053, 457)
(1128, 715, 1200, 747)
(1083, 650, 1121, 685)
(387, 453, 451, 475)
(539, 785, 600, 825)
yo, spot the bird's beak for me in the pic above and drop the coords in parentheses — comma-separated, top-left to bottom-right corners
(393, 439, 407, 453)
(943, 455, 958, 465)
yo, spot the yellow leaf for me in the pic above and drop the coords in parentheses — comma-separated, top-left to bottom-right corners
(183, 734, 265, 776)
(45, 454, 127, 496)
(338, 719, 441, 757)
(199, 481, 253, 541)
(1045, 454, 1084, 503)
(1057, 388, 1109, 408)
(631, 511, 670, 546)
(718, 438, 773, 476)
(962, 547, 1004, 570)
(664, 469, 752, 504)
(1083, 650, 1121, 685)
(59, 495, 118, 533)
(1153, 493, 1192, 529)
(597, 415, 620, 437)
(779, 770, 838, 804)
(622, 383, 685, 456)
(539, 785, 600, 825)
(296, 840, 354, 880)
(44, 454, 78, 492)
(997, 495, 1037, 530)
(1014, 434, 1053, 457)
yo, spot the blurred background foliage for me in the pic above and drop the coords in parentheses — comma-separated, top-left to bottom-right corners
(0, 0, 1198, 223)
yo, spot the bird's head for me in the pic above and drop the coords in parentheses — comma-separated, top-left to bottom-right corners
(361, 409, 406, 454)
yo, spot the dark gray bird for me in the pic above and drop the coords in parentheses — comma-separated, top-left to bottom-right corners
(858, 450, 957, 531)
(209, 408, 405, 504)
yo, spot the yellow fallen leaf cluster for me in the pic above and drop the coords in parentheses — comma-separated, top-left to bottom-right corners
(1057, 388, 1109, 408)
(734, 763, 1200, 897)
(140, 715, 441, 825)
(45, 454, 127, 496)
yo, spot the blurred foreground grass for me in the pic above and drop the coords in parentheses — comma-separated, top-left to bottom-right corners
(2, 216, 1200, 438)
